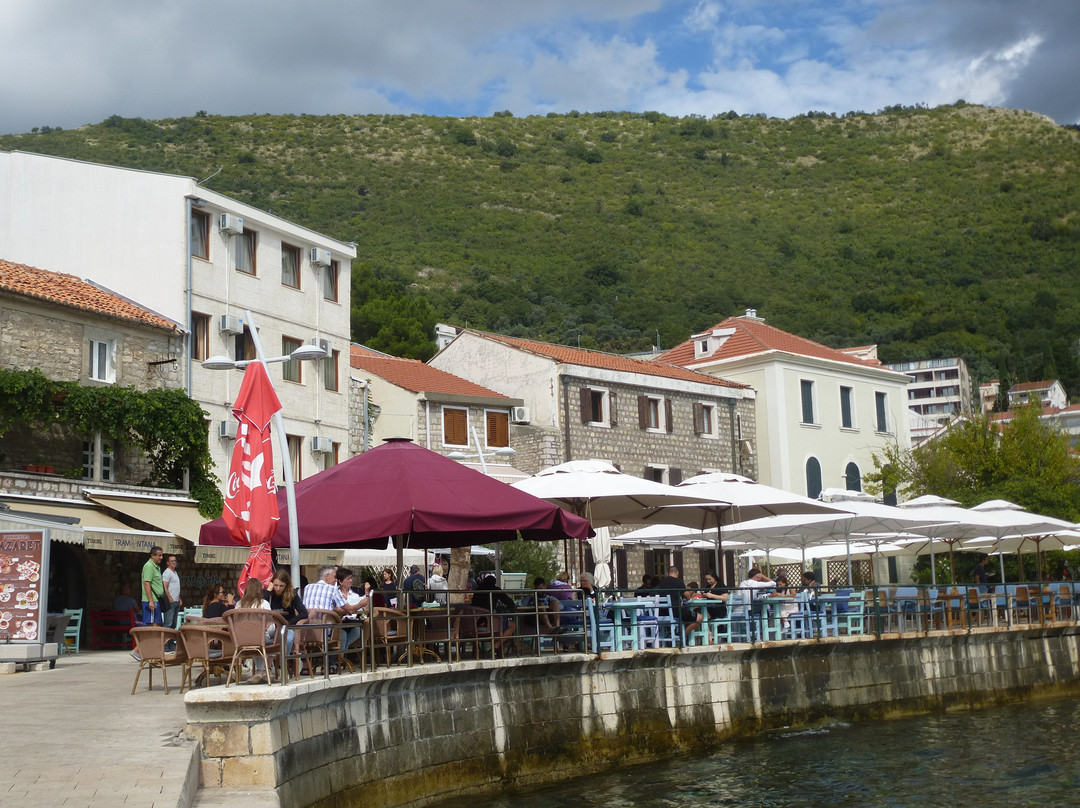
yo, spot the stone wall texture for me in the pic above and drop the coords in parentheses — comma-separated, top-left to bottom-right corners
(187, 627, 1080, 808)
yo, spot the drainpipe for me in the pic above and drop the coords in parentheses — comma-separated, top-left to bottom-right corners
(561, 376, 572, 462)
(424, 399, 431, 449)
(184, 198, 195, 397)
(727, 398, 738, 474)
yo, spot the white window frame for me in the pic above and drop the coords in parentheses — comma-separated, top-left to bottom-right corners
(442, 406, 469, 448)
(586, 387, 611, 428)
(644, 395, 664, 433)
(88, 338, 115, 383)
(839, 385, 856, 430)
(644, 463, 668, 484)
(82, 434, 115, 482)
(484, 408, 510, 449)
(694, 401, 718, 438)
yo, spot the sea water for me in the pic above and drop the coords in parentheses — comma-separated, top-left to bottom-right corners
(434, 695, 1080, 808)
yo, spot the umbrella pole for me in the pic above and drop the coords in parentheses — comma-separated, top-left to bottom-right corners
(949, 544, 957, 585)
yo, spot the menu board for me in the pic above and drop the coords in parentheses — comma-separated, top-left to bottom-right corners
(0, 530, 48, 643)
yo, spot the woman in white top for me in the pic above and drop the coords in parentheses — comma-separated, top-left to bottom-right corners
(238, 579, 272, 684)
(427, 564, 449, 605)
(336, 567, 367, 654)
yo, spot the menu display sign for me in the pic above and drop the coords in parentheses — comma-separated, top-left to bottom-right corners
(0, 530, 49, 643)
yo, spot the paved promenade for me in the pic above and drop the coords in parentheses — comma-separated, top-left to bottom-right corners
(0, 650, 273, 807)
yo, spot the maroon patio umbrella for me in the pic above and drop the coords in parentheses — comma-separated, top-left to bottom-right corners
(199, 438, 593, 551)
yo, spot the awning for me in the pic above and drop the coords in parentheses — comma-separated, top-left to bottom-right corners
(85, 492, 206, 543)
(194, 546, 347, 567)
(0, 497, 178, 549)
(459, 461, 531, 485)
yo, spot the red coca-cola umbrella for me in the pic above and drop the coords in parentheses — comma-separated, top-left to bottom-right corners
(222, 360, 281, 593)
(200, 438, 592, 552)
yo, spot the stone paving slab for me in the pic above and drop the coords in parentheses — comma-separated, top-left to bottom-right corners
(0, 649, 198, 808)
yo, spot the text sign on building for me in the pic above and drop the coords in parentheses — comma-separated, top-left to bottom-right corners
(0, 530, 50, 643)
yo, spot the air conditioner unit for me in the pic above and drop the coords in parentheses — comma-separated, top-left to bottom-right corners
(310, 436, 333, 454)
(219, 213, 244, 235)
(311, 337, 333, 356)
(309, 247, 332, 267)
(218, 420, 238, 440)
(510, 406, 531, 424)
(219, 314, 244, 335)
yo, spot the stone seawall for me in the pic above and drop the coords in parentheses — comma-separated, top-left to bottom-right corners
(186, 627, 1080, 808)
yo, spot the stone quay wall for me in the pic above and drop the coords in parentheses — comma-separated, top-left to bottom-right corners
(187, 627, 1080, 808)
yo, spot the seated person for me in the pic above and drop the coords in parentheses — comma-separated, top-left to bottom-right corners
(657, 565, 700, 639)
(471, 573, 517, 653)
(202, 584, 236, 619)
(113, 583, 138, 613)
(696, 572, 729, 621)
(739, 568, 775, 617)
(520, 576, 560, 633)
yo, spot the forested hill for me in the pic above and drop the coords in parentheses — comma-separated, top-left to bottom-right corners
(3, 104, 1079, 393)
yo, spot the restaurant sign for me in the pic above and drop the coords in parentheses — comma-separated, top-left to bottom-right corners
(83, 532, 185, 555)
(0, 530, 50, 643)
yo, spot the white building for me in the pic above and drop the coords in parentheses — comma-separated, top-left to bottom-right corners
(1007, 379, 1067, 410)
(884, 357, 973, 445)
(659, 311, 911, 498)
(0, 150, 356, 487)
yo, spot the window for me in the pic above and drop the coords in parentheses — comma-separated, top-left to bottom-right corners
(805, 457, 822, 499)
(485, 410, 509, 448)
(287, 434, 302, 482)
(323, 260, 340, 301)
(281, 337, 302, 382)
(88, 339, 114, 382)
(191, 313, 210, 361)
(580, 387, 616, 426)
(234, 327, 256, 362)
(840, 386, 854, 429)
(190, 209, 209, 259)
(322, 349, 339, 391)
(693, 402, 716, 437)
(644, 465, 665, 483)
(323, 441, 340, 471)
(875, 392, 889, 433)
(82, 435, 114, 482)
(236, 228, 257, 275)
(845, 462, 862, 492)
(800, 380, 815, 424)
(638, 395, 672, 432)
(281, 243, 301, 288)
(443, 407, 468, 446)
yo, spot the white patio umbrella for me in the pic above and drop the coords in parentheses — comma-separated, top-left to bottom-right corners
(966, 500, 1078, 583)
(640, 473, 850, 584)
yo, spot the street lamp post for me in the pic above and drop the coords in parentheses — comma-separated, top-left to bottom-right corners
(448, 426, 516, 578)
(202, 309, 327, 589)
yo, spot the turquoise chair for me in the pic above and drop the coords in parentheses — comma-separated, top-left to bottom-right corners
(837, 591, 866, 635)
(62, 608, 83, 654)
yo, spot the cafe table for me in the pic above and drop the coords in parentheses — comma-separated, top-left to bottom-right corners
(603, 599, 655, 651)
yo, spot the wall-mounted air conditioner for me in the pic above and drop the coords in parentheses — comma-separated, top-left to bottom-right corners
(219, 420, 238, 440)
(510, 406, 531, 424)
(309, 247, 332, 267)
(219, 315, 244, 335)
(311, 337, 333, 356)
(310, 436, 333, 454)
(219, 213, 244, 235)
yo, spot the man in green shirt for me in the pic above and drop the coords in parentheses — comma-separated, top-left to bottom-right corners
(141, 545, 165, 626)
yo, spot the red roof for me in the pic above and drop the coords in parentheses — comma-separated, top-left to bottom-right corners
(660, 315, 883, 370)
(0, 258, 181, 332)
(350, 344, 510, 399)
(1009, 380, 1056, 393)
(458, 329, 747, 389)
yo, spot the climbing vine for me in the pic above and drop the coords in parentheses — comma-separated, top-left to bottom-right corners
(0, 368, 222, 516)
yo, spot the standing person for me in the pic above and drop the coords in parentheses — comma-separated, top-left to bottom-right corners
(402, 564, 427, 609)
(140, 545, 165, 626)
(161, 554, 181, 629)
(973, 554, 990, 589)
(380, 568, 397, 606)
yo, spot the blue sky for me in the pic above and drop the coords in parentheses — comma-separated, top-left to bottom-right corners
(1, 0, 1076, 135)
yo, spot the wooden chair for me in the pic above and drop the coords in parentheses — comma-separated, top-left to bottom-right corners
(1053, 584, 1074, 622)
(965, 587, 995, 628)
(222, 609, 287, 686)
(129, 626, 187, 695)
(179, 624, 234, 689)
(62, 608, 83, 654)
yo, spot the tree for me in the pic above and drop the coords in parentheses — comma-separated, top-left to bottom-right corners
(866, 405, 1080, 520)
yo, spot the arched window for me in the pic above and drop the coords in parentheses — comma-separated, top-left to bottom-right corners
(805, 457, 822, 499)
(845, 462, 862, 492)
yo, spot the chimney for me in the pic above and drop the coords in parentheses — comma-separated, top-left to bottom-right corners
(744, 308, 762, 320)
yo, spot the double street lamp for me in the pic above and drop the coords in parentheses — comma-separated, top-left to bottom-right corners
(447, 426, 516, 577)
(202, 309, 327, 588)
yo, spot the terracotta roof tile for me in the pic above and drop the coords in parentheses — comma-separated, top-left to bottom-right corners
(1009, 380, 1056, 393)
(350, 344, 510, 399)
(460, 329, 747, 389)
(660, 316, 883, 370)
(0, 259, 181, 332)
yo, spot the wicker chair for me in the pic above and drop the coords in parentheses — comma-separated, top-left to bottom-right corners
(179, 624, 235, 689)
(129, 626, 187, 695)
(371, 607, 407, 668)
(222, 609, 287, 686)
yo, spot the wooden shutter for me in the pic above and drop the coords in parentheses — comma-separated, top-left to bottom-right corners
(443, 407, 467, 445)
(609, 391, 618, 426)
(486, 411, 509, 447)
(668, 467, 682, 485)
(637, 395, 649, 429)
(692, 402, 705, 435)
(665, 398, 674, 433)
(580, 387, 592, 423)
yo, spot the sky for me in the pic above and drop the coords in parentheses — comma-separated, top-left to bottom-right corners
(1, 0, 1077, 136)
